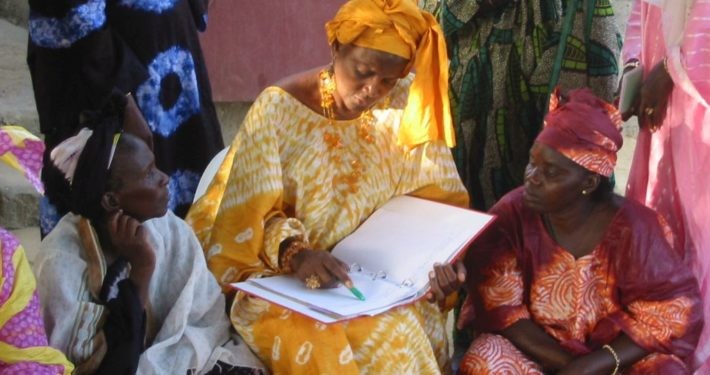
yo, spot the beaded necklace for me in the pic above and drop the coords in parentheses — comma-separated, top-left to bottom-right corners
(318, 68, 386, 194)
(318, 68, 376, 144)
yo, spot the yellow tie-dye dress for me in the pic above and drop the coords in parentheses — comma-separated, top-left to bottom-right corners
(186, 75, 469, 374)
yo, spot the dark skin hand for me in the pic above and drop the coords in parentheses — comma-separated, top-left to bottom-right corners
(621, 59, 675, 132)
(105, 209, 156, 308)
(508, 143, 650, 372)
(558, 335, 649, 375)
(290, 249, 353, 289)
(426, 261, 466, 309)
(501, 319, 574, 371)
(502, 320, 648, 374)
(290, 248, 465, 308)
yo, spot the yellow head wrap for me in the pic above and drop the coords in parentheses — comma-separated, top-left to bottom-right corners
(325, 0, 455, 148)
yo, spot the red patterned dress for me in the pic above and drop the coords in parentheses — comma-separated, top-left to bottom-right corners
(459, 187, 702, 374)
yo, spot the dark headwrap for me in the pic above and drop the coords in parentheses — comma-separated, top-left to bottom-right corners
(50, 98, 124, 221)
(536, 88, 623, 177)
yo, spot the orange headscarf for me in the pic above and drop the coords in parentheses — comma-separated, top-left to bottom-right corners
(325, 0, 455, 148)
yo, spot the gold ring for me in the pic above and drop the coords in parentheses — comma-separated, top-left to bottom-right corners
(305, 274, 321, 289)
(645, 107, 655, 116)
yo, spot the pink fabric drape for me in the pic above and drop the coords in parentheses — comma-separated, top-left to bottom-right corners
(623, 1, 710, 372)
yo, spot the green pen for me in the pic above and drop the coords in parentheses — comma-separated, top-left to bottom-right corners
(344, 281, 366, 301)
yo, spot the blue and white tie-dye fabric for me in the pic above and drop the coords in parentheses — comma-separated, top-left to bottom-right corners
(29, 0, 106, 49)
(117, 0, 180, 13)
(167, 169, 201, 212)
(135, 46, 201, 137)
(39, 197, 61, 236)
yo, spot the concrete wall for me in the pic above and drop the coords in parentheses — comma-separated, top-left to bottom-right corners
(0, 0, 27, 27)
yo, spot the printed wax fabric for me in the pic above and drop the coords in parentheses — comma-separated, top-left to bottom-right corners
(458, 188, 702, 373)
(421, 0, 620, 210)
(0, 125, 74, 374)
(186, 76, 469, 374)
(27, 0, 224, 234)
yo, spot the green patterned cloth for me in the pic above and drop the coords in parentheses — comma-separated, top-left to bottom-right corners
(422, 0, 620, 210)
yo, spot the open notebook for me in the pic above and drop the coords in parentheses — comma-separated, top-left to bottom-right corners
(233, 195, 496, 323)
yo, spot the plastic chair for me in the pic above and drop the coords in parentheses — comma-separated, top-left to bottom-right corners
(192, 147, 229, 203)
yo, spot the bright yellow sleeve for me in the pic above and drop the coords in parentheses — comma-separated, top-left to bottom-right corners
(187, 89, 308, 290)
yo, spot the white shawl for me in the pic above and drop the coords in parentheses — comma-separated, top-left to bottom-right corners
(34, 211, 265, 374)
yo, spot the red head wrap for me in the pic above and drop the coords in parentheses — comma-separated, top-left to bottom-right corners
(535, 88, 623, 177)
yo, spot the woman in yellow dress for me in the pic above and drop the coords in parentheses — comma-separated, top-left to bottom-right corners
(186, 0, 469, 373)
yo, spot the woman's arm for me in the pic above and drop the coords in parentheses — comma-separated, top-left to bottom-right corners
(558, 335, 648, 375)
(500, 319, 573, 371)
(186, 90, 310, 289)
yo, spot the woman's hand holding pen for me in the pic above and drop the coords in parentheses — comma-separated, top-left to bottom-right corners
(291, 249, 353, 289)
(426, 261, 466, 309)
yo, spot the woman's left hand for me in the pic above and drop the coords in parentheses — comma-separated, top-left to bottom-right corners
(426, 261, 466, 309)
(638, 59, 675, 132)
(556, 355, 603, 375)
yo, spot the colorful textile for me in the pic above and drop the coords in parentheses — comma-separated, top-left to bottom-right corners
(458, 188, 702, 373)
(34, 212, 266, 374)
(326, 0, 455, 148)
(536, 88, 623, 177)
(0, 126, 44, 194)
(460, 334, 688, 374)
(623, 0, 710, 371)
(28, 0, 223, 235)
(0, 125, 73, 374)
(186, 76, 469, 374)
(0, 229, 74, 375)
(421, 0, 621, 209)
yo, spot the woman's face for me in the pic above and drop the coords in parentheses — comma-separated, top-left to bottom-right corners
(109, 137, 169, 222)
(523, 142, 591, 213)
(331, 43, 409, 115)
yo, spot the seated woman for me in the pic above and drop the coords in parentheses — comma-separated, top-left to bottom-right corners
(186, 0, 468, 373)
(457, 89, 703, 374)
(0, 125, 72, 374)
(32, 101, 266, 374)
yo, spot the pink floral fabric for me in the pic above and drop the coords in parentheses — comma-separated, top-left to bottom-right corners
(0, 229, 68, 374)
(0, 127, 44, 194)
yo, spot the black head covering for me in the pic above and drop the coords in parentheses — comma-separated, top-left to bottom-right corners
(70, 95, 126, 222)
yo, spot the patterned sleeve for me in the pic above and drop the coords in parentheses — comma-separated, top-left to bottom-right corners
(621, 0, 643, 63)
(27, 0, 147, 133)
(462, 192, 531, 331)
(609, 210, 702, 358)
(475, 252, 531, 331)
(438, 0, 484, 35)
(187, 90, 308, 289)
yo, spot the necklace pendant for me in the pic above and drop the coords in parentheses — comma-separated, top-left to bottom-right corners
(323, 132, 343, 150)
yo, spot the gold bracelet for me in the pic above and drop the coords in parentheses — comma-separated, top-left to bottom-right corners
(602, 344, 620, 375)
(280, 240, 307, 273)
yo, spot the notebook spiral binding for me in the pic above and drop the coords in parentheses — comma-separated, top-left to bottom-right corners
(349, 263, 414, 288)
